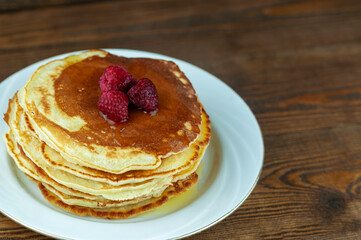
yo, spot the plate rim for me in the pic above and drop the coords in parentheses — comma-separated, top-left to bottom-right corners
(0, 48, 264, 240)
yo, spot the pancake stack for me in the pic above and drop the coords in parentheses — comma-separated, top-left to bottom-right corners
(3, 50, 211, 219)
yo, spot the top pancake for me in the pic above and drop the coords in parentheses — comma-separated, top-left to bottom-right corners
(18, 50, 202, 173)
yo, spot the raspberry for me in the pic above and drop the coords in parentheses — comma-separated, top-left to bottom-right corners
(99, 65, 137, 92)
(127, 78, 159, 112)
(98, 90, 129, 122)
(99, 73, 108, 92)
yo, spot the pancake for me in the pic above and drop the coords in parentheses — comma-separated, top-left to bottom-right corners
(18, 49, 202, 174)
(3, 49, 211, 219)
(38, 172, 198, 219)
(41, 182, 162, 209)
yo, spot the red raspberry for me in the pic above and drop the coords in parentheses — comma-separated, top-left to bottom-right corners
(99, 73, 108, 92)
(98, 90, 129, 122)
(127, 78, 159, 112)
(99, 65, 137, 92)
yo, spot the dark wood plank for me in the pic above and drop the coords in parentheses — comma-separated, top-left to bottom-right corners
(1, 0, 361, 239)
(0, 0, 114, 12)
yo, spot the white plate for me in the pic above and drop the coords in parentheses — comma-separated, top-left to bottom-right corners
(0, 49, 264, 240)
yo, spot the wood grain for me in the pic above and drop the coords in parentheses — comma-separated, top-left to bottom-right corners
(1, 0, 361, 239)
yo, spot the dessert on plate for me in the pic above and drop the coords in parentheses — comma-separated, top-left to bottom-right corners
(3, 49, 211, 219)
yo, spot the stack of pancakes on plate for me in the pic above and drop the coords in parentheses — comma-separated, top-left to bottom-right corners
(3, 50, 211, 219)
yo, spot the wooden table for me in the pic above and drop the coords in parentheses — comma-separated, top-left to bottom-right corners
(1, 0, 361, 239)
